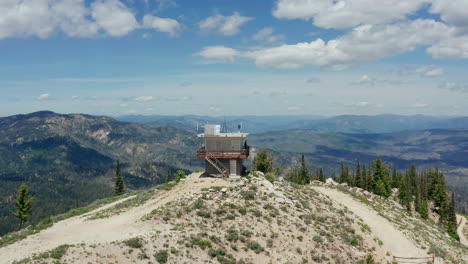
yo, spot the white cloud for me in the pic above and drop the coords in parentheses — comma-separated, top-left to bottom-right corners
(426, 35, 468, 59)
(72, 95, 80, 100)
(143, 15, 182, 37)
(354, 75, 375, 85)
(346, 101, 370, 107)
(430, 0, 468, 29)
(134, 96, 153, 102)
(272, 0, 427, 29)
(199, 12, 252, 36)
(412, 103, 429, 108)
(37, 93, 52, 100)
(0, 0, 138, 39)
(196, 19, 457, 69)
(91, 0, 139, 37)
(253, 27, 285, 44)
(438, 82, 468, 93)
(194, 46, 240, 63)
(415, 66, 444, 77)
(119, 103, 128, 107)
(209, 106, 222, 112)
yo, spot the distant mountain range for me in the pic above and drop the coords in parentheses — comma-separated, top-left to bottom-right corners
(1, 111, 468, 236)
(0, 111, 202, 235)
(117, 114, 468, 134)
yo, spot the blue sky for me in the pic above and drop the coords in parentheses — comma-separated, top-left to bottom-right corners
(0, 0, 468, 117)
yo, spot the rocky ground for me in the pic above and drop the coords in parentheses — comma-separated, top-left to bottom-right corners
(1, 172, 467, 264)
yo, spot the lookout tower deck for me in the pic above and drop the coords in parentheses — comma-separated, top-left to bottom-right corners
(197, 125, 249, 177)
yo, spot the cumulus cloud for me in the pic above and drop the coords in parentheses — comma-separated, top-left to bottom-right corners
(352, 74, 409, 86)
(134, 96, 153, 102)
(415, 65, 444, 77)
(91, 0, 139, 37)
(0, 0, 139, 39)
(37, 93, 52, 100)
(195, 19, 458, 69)
(253, 27, 285, 44)
(143, 15, 182, 36)
(426, 35, 468, 59)
(199, 12, 252, 36)
(194, 46, 240, 63)
(272, 0, 427, 29)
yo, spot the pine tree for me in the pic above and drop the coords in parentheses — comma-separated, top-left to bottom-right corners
(166, 166, 172, 184)
(372, 157, 391, 197)
(428, 168, 448, 219)
(298, 153, 310, 184)
(340, 162, 345, 183)
(253, 148, 275, 173)
(446, 192, 460, 241)
(398, 173, 412, 212)
(415, 174, 421, 215)
(362, 165, 367, 190)
(14, 184, 34, 229)
(391, 166, 398, 188)
(408, 164, 418, 196)
(355, 160, 363, 188)
(114, 160, 125, 196)
(318, 168, 325, 182)
(367, 164, 374, 192)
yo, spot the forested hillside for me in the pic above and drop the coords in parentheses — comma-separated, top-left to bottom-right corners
(248, 129, 468, 213)
(0, 111, 203, 235)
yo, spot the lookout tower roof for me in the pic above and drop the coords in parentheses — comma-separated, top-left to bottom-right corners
(197, 124, 248, 138)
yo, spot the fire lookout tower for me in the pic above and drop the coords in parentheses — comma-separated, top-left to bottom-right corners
(196, 124, 249, 177)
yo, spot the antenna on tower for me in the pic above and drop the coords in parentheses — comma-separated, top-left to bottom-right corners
(221, 116, 228, 133)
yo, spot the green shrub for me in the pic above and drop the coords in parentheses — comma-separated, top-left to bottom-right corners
(247, 241, 264, 254)
(155, 250, 168, 263)
(196, 210, 211, 218)
(49, 244, 71, 259)
(226, 229, 239, 242)
(175, 170, 186, 183)
(215, 208, 227, 215)
(240, 230, 253, 238)
(208, 248, 226, 258)
(238, 207, 247, 215)
(124, 237, 143, 248)
(240, 191, 255, 200)
(193, 199, 204, 209)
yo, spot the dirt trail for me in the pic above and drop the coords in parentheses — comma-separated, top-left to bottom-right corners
(0, 173, 231, 263)
(457, 215, 468, 246)
(313, 187, 430, 261)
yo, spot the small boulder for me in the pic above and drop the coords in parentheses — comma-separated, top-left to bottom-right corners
(221, 187, 228, 193)
(275, 197, 286, 204)
(340, 182, 348, 187)
(325, 178, 338, 185)
(311, 180, 323, 185)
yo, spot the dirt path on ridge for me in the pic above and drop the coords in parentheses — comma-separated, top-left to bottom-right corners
(0, 173, 231, 263)
(312, 186, 435, 262)
(457, 215, 468, 246)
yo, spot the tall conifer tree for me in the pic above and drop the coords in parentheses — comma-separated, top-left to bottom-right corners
(114, 160, 125, 196)
(14, 184, 34, 229)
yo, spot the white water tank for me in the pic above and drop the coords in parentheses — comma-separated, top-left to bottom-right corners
(204, 125, 221, 136)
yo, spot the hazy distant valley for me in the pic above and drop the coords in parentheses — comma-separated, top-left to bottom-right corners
(1, 111, 468, 236)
